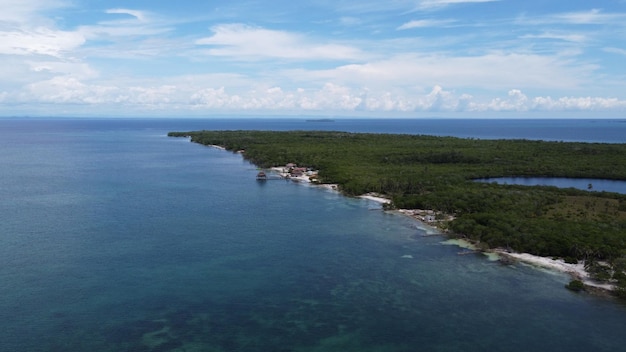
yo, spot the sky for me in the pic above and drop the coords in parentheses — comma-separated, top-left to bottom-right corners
(1, 0, 626, 118)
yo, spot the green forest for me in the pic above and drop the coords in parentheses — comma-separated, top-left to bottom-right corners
(169, 130, 626, 296)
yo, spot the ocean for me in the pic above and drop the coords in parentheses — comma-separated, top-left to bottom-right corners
(1, 117, 625, 351)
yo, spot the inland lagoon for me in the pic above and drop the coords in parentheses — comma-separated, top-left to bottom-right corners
(475, 177, 626, 195)
(1, 118, 626, 351)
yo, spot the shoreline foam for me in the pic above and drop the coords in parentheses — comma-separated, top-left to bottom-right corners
(493, 250, 615, 291)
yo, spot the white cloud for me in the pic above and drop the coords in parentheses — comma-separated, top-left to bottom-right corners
(191, 87, 242, 109)
(8, 71, 626, 114)
(79, 8, 173, 40)
(484, 89, 530, 111)
(28, 60, 97, 79)
(397, 19, 456, 30)
(1, 1, 625, 117)
(416, 0, 500, 10)
(23, 76, 189, 109)
(476, 89, 626, 112)
(520, 32, 587, 43)
(604, 47, 626, 56)
(0, 0, 69, 23)
(554, 9, 626, 25)
(529, 96, 626, 111)
(339, 17, 362, 26)
(0, 0, 84, 58)
(25, 76, 118, 104)
(519, 9, 626, 26)
(282, 52, 595, 92)
(337, 0, 499, 14)
(195, 23, 363, 61)
(0, 27, 85, 57)
(106, 8, 148, 22)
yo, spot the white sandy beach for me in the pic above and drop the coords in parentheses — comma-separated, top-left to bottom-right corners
(494, 251, 615, 290)
(358, 193, 391, 204)
(441, 239, 614, 291)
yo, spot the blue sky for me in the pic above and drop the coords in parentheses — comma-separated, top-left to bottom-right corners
(1, 0, 626, 117)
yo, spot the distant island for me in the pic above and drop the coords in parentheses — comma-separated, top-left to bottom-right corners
(169, 130, 626, 298)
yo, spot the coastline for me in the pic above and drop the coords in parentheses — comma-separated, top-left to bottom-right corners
(264, 163, 617, 295)
(343, 188, 617, 294)
(493, 251, 615, 292)
(171, 129, 626, 301)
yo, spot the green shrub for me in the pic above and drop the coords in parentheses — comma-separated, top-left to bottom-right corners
(565, 280, 585, 292)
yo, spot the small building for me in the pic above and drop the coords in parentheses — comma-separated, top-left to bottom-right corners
(289, 167, 307, 177)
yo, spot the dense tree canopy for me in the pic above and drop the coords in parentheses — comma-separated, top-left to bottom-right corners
(169, 130, 626, 292)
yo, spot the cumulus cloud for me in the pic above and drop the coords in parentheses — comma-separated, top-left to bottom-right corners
(530, 96, 626, 111)
(16, 73, 626, 115)
(23, 76, 188, 110)
(477, 89, 626, 112)
(485, 89, 530, 111)
(195, 24, 363, 61)
(232, 85, 626, 113)
(25, 76, 118, 104)
(191, 87, 242, 109)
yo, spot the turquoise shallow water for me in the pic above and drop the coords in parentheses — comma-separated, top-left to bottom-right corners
(1, 118, 625, 351)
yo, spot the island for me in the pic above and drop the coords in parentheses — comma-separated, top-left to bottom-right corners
(169, 130, 626, 298)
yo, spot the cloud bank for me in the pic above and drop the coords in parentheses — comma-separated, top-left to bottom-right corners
(0, 0, 625, 117)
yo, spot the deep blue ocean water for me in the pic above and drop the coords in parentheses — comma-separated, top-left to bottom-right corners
(1, 118, 625, 352)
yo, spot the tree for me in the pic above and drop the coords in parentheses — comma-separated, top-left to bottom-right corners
(565, 280, 585, 292)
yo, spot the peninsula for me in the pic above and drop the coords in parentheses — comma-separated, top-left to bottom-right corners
(169, 130, 626, 297)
